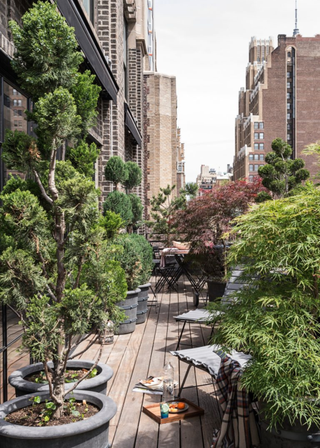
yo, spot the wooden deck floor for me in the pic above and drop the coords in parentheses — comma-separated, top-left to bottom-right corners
(75, 276, 222, 448)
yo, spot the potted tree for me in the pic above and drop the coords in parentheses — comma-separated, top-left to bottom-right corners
(129, 234, 153, 324)
(103, 156, 143, 232)
(110, 234, 143, 334)
(0, 2, 120, 444)
(173, 180, 265, 300)
(209, 182, 320, 447)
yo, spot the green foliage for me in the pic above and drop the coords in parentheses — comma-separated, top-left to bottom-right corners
(128, 234, 153, 285)
(1, 130, 40, 173)
(0, 1, 119, 416)
(103, 190, 133, 226)
(123, 161, 142, 191)
(146, 185, 186, 246)
(70, 71, 101, 137)
(9, 1, 83, 101)
(99, 211, 124, 239)
(32, 87, 82, 151)
(113, 235, 143, 290)
(257, 138, 309, 201)
(128, 193, 143, 227)
(180, 182, 198, 199)
(104, 156, 128, 189)
(210, 183, 320, 429)
(66, 140, 100, 178)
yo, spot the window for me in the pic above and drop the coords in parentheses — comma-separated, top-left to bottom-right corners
(254, 132, 259, 139)
(259, 133, 264, 139)
(80, 0, 94, 22)
(287, 82, 291, 88)
(287, 103, 291, 110)
(259, 143, 264, 150)
(287, 93, 291, 99)
(3, 81, 28, 133)
(249, 164, 254, 172)
(254, 165, 259, 172)
(287, 123, 291, 130)
(287, 134, 291, 140)
(259, 122, 264, 129)
(254, 154, 259, 161)
(254, 143, 259, 150)
(287, 72, 291, 78)
(249, 154, 254, 161)
(249, 175, 254, 182)
(123, 17, 128, 100)
(259, 154, 264, 161)
(254, 123, 259, 130)
(287, 113, 291, 119)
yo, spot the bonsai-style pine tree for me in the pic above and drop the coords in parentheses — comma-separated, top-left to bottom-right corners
(103, 158, 143, 230)
(123, 161, 142, 192)
(0, 1, 126, 418)
(146, 185, 187, 247)
(104, 155, 128, 190)
(257, 138, 309, 201)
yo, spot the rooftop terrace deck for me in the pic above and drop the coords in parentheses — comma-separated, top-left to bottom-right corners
(75, 276, 222, 448)
(1, 276, 222, 448)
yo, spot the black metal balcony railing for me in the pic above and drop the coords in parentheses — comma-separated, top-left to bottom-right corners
(0, 304, 30, 404)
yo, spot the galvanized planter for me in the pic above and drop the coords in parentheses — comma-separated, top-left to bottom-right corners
(9, 360, 113, 397)
(116, 288, 140, 334)
(136, 283, 151, 324)
(0, 390, 117, 448)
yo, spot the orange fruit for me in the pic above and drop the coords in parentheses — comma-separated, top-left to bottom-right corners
(177, 402, 185, 410)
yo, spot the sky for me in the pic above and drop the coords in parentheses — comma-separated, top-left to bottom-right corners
(154, 0, 320, 183)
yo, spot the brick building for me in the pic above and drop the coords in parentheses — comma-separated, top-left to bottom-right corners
(234, 34, 320, 181)
(0, 0, 150, 207)
(143, 72, 185, 217)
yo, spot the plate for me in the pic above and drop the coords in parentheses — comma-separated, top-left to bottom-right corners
(140, 377, 163, 389)
(168, 402, 189, 414)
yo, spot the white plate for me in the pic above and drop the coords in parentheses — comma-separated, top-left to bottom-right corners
(140, 377, 163, 389)
(168, 402, 189, 414)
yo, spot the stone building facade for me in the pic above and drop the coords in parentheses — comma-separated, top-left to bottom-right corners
(234, 34, 320, 181)
(143, 72, 185, 218)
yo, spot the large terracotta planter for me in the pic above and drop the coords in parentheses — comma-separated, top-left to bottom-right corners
(116, 288, 140, 334)
(0, 390, 117, 448)
(9, 360, 113, 397)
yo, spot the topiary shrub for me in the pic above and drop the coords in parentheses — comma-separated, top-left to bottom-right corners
(103, 190, 133, 226)
(129, 234, 153, 285)
(112, 234, 143, 291)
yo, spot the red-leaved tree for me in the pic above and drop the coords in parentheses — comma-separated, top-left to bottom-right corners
(173, 178, 266, 278)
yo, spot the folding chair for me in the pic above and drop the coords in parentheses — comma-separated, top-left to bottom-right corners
(170, 344, 251, 396)
(173, 309, 218, 350)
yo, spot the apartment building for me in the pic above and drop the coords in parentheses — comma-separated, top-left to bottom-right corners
(234, 34, 320, 181)
(143, 72, 185, 217)
(0, 0, 149, 205)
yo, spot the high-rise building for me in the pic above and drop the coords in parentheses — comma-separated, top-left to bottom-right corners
(234, 33, 320, 181)
(143, 72, 184, 217)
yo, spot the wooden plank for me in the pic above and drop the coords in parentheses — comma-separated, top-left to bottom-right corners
(112, 295, 160, 448)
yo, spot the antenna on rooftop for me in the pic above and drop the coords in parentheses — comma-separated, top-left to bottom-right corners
(293, 0, 299, 36)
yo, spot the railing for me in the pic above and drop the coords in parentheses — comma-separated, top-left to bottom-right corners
(0, 304, 30, 404)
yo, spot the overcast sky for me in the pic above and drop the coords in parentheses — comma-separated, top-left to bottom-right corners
(154, 0, 320, 183)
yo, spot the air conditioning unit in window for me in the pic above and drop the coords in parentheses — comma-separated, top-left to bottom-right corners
(147, 21, 152, 33)
(148, 45, 153, 56)
(147, 0, 152, 10)
(177, 162, 184, 173)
